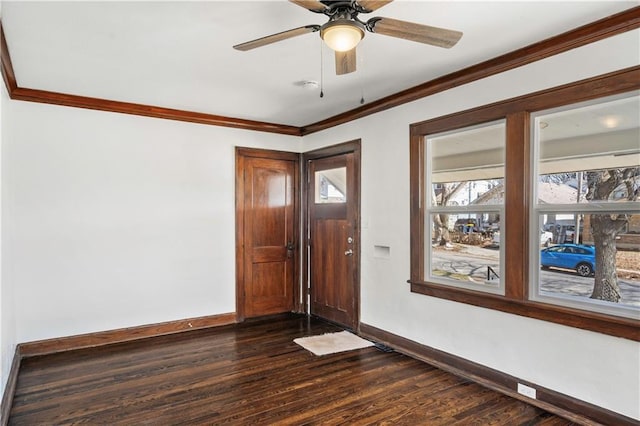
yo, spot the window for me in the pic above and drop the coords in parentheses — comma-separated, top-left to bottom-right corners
(531, 92, 640, 319)
(409, 68, 639, 340)
(315, 167, 346, 203)
(425, 121, 505, 294)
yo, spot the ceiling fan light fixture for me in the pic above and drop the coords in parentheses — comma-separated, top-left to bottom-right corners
(321, 20, 364, 52)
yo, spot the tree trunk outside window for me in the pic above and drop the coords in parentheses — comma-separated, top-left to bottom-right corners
(586, 168, 639, 303)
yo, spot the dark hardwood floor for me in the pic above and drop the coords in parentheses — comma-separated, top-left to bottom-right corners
(9, 314, 574, 425)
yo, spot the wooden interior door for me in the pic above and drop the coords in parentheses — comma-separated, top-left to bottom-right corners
(236, 148, 299, 320)
(307, 143, 360, 330)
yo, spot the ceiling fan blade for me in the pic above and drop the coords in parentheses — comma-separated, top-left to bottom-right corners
(233, 25, 321, 51)
(288, 0, 328, 13)
(335, 48, 357, 75)
(369, 17, 462, 48)
(357, 0, 393, 12)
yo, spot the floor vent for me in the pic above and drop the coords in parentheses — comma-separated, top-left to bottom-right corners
(373, 342, 395, 353)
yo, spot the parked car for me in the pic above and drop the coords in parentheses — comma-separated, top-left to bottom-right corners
(492, 231, 500, 246)
(492, 230, 553, 247)
(540, 230, 553, 247)
(540, 243, 596, 277)
(454, 218, 479, 233)
(564, 225, 576, 243)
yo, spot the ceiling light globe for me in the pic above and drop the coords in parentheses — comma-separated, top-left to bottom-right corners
(321, 21, 364, 52)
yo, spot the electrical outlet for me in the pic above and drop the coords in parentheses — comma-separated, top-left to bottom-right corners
(517, 383, 537, 399)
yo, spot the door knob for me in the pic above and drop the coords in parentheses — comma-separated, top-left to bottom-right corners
(344, 249, 353, 256)
(286, 241, 294, 258)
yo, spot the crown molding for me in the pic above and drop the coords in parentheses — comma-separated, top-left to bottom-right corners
(2, 6, 639, 137)
(1, 19, 18, 94)
(0, 21, 302, 136)
(8, 86, 303, 136)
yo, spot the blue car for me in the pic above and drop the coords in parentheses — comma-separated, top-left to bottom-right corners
(540, 244, 596, 277)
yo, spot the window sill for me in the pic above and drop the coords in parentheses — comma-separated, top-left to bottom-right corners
(409, 280, 640, 341)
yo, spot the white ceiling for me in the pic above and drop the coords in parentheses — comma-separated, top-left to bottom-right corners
(1, 1, 638, 127)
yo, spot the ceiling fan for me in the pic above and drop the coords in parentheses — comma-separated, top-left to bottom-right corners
(233, 0, 463, 76)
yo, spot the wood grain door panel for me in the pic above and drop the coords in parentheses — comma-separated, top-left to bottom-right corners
(307, 145, 360, 329)
(247, 261, 292, 316)
(236, 149, 299, 320)
(311, 219, 352, 324)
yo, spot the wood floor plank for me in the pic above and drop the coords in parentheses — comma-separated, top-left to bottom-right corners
(237, 354, 435, 424)
(8, 314, 575, 425)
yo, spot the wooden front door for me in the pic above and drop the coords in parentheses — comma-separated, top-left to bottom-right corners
(236, 148, 299, 320)
(306, 142, 360, 330)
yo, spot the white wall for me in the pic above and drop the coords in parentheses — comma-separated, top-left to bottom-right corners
(0, 99, 302, 394)
(0, 73, 9, 399)
(303, 29, 640, 420)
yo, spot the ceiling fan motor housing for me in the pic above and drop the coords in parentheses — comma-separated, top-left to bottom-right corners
(321, 19, 366, 52)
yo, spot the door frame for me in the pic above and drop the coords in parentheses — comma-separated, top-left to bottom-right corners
(302, 140, 361, 330)
(235, 147, 302, 322)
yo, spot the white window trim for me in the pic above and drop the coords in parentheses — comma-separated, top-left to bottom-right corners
(425, 120, 506, 295)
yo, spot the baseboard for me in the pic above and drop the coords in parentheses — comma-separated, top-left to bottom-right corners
(359, 322, 637, 426)
(1, 346, 22, 426)
(19, 312, 237, 358)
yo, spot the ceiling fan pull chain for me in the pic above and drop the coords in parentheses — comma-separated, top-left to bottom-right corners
(320, 39, 325, 98)
(359, 42, 365, 104)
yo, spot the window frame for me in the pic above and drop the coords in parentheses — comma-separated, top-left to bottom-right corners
(529, 93, 640, 320)
(409, 67, 640, 341)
